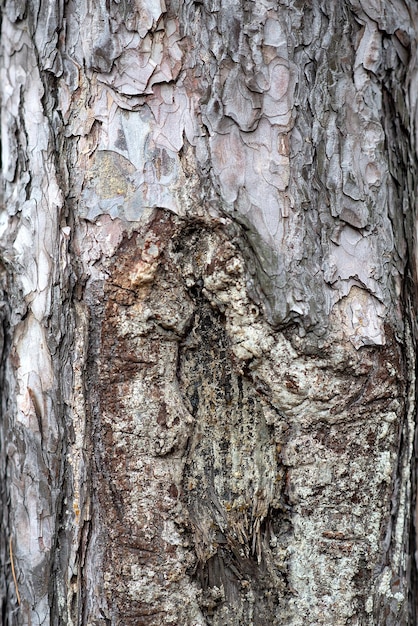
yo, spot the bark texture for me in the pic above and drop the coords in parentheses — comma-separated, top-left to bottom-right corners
(1, 0, 418, 624)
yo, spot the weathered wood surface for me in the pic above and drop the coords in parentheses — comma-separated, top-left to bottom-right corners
(1, 0, 418, 624)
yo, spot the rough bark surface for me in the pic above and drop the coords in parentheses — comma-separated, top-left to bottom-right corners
(1, 0, 418, 625)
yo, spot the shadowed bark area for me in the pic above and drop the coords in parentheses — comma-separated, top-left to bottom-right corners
(1, 0, 418, 625)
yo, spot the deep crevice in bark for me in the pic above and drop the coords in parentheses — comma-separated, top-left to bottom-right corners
(0, 310, 12, 624)
(178, 297, 289, 624)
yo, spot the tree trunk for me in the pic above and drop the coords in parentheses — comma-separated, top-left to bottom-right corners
(1, 0, 418, 624)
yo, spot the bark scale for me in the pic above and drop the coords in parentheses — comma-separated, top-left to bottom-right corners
(1, 0, 418, 624)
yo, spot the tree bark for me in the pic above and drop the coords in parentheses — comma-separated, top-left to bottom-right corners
(1, 0, 418, 624)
